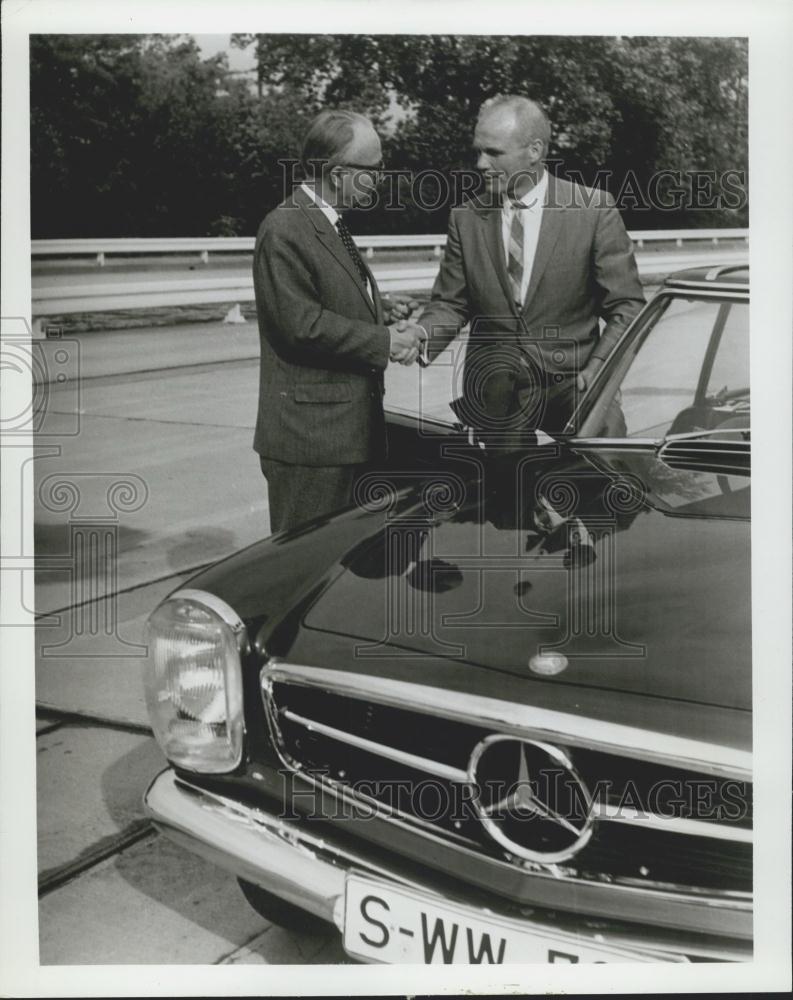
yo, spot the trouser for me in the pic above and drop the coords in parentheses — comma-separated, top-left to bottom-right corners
(259, 456, 370, 534)
(515, 370, 580, 435)
(518, 370, 628, 438)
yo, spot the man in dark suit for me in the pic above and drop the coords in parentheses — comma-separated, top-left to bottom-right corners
(418, 95, 645, 445)
(253, 109, 425, 532)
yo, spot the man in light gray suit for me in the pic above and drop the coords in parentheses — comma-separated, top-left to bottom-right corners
(418, 95, 645, 444)
(253, 109, 425, 533)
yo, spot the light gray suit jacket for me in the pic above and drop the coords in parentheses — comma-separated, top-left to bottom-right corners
(420, 173, 645, 426)
(252, 186, 391, 466)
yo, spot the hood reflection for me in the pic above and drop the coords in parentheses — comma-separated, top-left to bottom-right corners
(343, 448, 645, 588)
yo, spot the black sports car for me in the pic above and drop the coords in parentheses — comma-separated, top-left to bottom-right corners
(143, 265, 750, 964)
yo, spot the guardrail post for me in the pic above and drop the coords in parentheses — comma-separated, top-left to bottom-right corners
(223, 303, 247, 325)
(366, 247, 374, 260)
(200, 250, 209, 265)
(97, 252, 105, 267)
(434, 245, 441, 257)
(675, 237, 683, 248)
(636, 238, 644, 249)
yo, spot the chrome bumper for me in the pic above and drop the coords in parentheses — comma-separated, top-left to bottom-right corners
(143, 769, 413, 927)
(143, 769, 749, 961)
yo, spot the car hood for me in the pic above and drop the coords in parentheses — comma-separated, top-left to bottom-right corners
(302, 446, 751, 712)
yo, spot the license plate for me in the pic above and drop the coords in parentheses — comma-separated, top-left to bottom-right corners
(343, 876, 683, 964)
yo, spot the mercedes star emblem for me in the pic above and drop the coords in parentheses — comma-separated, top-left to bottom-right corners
(468, 735, 595, 863)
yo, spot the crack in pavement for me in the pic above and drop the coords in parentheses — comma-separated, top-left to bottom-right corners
(43, 355, 258, 390)
(38, 819, 157, 897)
(214, 926, 275, 965)
(40, 409, 255, 430)
(34, 707, 154, 737)
(34, 562, 213, 620)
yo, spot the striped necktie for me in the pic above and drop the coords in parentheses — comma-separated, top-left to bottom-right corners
(506, 202, 526, 306)
(335, 217, 368, 286)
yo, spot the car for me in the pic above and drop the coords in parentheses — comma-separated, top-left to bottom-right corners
(142, 264, 751, 964)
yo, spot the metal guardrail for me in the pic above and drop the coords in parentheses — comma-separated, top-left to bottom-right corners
(32, 235, 446, 265)
(32, 237, 254, 266)
(32, 229, 749, 265)
(628, 229, 748, 249)
(30, 232, 749, 337)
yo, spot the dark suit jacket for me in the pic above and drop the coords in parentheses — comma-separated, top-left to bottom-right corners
(252, 186, 390, 466)
(420, 173, 645, 425)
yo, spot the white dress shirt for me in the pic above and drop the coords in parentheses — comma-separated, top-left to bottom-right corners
(501, 169, 548, 307)
(300, 183, 373, 301)
(301, 182, 339, 228)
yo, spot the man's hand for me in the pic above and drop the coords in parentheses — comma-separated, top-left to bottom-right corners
(576, 356, 605, 392)
(383, 295, 420, 326)
(389, 321, 427, 366)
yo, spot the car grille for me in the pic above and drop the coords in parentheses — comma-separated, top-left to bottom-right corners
(261, 663, 752, 903)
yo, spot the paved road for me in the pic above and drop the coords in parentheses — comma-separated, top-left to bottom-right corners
(33, 324, 460, 965)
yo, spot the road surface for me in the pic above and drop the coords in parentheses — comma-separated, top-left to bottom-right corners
(33, 324, 461, 965)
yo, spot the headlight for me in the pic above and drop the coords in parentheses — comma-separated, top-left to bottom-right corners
(144, 588, 247, 772)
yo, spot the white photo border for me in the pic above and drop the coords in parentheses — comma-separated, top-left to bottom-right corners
(2, 0, 791, 995)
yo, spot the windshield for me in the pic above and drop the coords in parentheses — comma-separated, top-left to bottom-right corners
(577, 293, 749, 442)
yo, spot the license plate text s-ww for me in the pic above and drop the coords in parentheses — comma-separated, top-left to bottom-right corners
(356, 891, 584, 964)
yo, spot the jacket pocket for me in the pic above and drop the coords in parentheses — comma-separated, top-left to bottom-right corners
(294, 382, 352, 403)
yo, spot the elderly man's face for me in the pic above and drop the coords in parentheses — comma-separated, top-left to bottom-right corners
(332, 122, 384, 209)
(473, 110, 543, 202)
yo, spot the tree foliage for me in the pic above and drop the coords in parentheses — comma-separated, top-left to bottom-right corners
(31, 33, 747, 237)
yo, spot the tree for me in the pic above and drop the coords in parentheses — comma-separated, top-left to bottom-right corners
(234, 33, 748, 230)
(30, 33, 747, 237)
(31, 35, 148, 237)
(231, 33, 389, 119)
(31, 34, 253, 237)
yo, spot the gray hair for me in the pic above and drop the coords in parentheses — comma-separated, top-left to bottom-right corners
(301, 109, 372, 176)
(478, 95, 551, 156)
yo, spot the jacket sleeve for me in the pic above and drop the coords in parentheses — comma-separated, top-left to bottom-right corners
(255, 223, 391, 370)
(417, 209, 471, 362)
(590, 196, 646, 362)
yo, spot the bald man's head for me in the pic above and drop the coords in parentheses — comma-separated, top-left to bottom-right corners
(477, 95, 551, 158)
(300, 108, 383, 211)
(301, 109, 380, 175)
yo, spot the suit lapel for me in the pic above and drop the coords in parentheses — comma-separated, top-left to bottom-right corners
(295, 189, 377, 318)
(521, 174, 564, 316)
(315, 229, 377, 318)
(478, 207, 518, 315)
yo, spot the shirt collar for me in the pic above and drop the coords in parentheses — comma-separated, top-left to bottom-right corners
(300, 182, 340, 227)
(505, 169, 548, 211)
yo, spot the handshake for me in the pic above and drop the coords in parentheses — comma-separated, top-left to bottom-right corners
(388, 321, 427, 366)
(385, 296, 426, 366)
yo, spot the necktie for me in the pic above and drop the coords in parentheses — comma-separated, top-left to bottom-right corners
(507, 202, 526, 306)
(335, 217, 368, 287)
